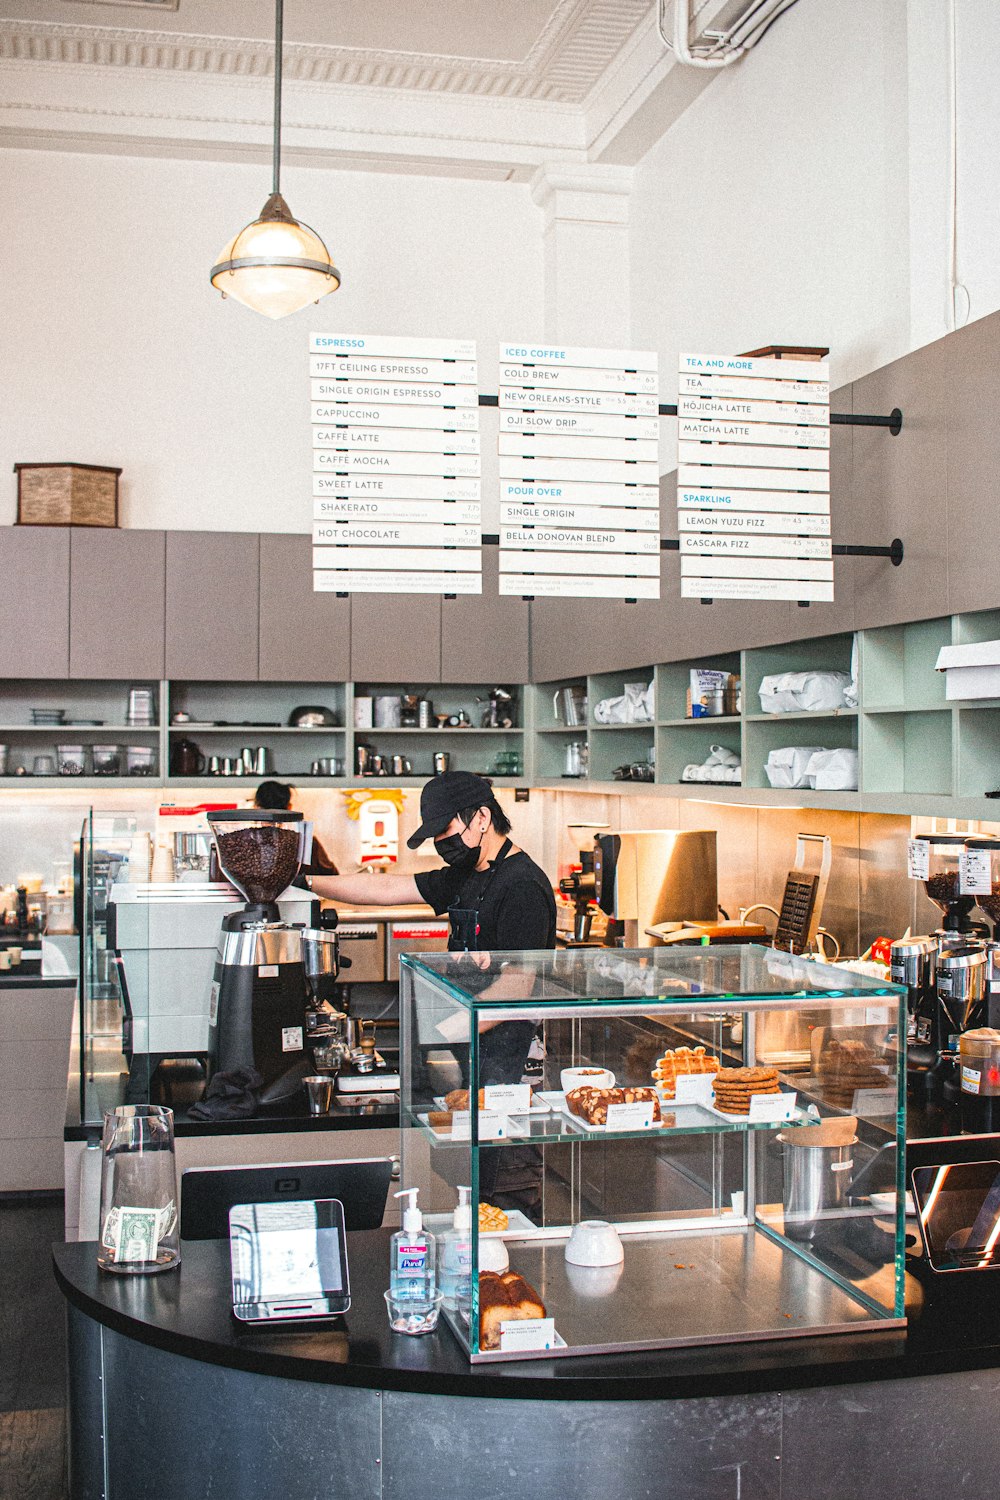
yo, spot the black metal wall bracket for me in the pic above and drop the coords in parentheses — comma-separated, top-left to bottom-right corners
(479, 393, 903, 434)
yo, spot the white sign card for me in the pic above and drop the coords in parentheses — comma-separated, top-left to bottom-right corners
(450, 1109, 506, 1140)
(676, 351, 832, 602)
(500, 342, 660, 601)
(747, 1091, 797, 1122)
(604, 1100, 656, 1130)
(310, 333, 482, 595)
(673, 1073, 716, 1105)
(499, 1318, 558, 1353)
(907, 839, 930, 881)
(960, 848, 992, 895)
(484, 1084, 532, 1115)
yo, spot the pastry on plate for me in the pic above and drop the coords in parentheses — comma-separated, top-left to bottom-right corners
(478, 1270, 545, 1350)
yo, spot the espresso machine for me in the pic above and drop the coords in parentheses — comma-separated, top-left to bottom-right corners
(205, 809, 339, 1099)
(593, 829, 718, 947)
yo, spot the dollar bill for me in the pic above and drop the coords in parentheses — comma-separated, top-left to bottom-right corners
(114, 1207, 159, 1264)
(101, 1206, 122, 1251)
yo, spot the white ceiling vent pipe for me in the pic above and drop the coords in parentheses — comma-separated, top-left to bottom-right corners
(658, 0, 801, 69)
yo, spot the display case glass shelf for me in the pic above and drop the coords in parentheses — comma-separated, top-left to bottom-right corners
(400, 945, 906, 1363)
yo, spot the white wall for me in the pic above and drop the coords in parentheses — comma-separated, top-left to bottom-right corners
(629, 0, 913, 392)
(1, 149, 543, 532)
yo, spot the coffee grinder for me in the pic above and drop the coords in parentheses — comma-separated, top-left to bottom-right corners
(205, 809, 319, 1097)
(914, 834, 986, 935)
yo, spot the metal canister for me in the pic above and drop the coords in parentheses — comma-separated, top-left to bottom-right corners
(959, 1026, 1000, 1132)
(937, 944, 989, 1049)
(418, 698, 433, 728)
(890, 935, 938, 1041)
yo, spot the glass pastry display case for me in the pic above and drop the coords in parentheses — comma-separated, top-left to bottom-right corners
(399, 945, 907, 1363)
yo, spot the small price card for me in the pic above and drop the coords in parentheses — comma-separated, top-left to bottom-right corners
(604, 1100, 656, 1131)
(499, 1317, 556, 1353)
(851, 1087, 896, 1116)
(748, 1090, 797, 1123)
(674, 1073, 716, 1105)
(907, 838, 929, 880)
(960, 848, 992, 895)
(484, 1084, 532, 1115)
(451, 1109, 506, 1141)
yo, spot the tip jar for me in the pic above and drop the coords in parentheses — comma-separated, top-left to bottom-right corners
(97, 1105, 181, 1274)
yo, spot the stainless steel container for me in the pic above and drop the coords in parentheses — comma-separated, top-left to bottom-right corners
(779, 1133, 857, 1241)
(890, 934, 938, 991)
(173, 832, 213, 875)
(937, 944, 988, 1039)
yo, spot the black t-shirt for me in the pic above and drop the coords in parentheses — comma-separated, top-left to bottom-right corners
(415, 848, 556, 952)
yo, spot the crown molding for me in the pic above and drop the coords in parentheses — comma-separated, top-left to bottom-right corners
(0, 5, 649, 105)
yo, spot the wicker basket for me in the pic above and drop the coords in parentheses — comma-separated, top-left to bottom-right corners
(14, 463, 121, 527)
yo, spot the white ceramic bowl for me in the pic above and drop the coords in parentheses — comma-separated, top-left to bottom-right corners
(564, 1219, 624, 1267)
(564, 1260, 625, 1299)
(478, 1237, 510, 1273)
(560, 1066, 615, 1093)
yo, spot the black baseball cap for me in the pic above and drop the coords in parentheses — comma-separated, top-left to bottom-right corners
(407, 772, 500, 849)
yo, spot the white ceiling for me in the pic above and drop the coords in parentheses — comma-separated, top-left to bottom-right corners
(0, 0, 739, 177)
(1, 0, 653, 103)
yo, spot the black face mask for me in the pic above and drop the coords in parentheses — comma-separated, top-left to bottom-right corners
(435, 825, 483, 869)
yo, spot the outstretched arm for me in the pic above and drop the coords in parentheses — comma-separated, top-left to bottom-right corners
(308, 873, 421, 905)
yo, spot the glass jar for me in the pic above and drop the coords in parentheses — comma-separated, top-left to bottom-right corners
(56, 743, 87, 776)
(126, 746, 156, 776)
(98, 1105, 181, 1275)
(92, 744, 122, 776)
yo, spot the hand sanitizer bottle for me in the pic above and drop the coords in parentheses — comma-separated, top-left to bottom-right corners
(439, 1186, 472, 1312)
(390, 1188, 436, 1302)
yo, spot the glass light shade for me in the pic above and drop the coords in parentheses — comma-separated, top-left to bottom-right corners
(211, 210, 340, 320)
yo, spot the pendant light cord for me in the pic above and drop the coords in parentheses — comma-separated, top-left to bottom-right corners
(272, 0, 283, 197)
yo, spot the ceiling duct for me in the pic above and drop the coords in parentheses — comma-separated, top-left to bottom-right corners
(658, 0, 800, 69)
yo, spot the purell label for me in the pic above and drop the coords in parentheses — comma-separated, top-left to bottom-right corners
(907, 839, 930, 881)
(397, 1245, 428, 1273)
(962, 1066, 982, 1095)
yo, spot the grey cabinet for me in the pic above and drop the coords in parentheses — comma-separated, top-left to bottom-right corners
(0, 527, 70, 677)
(350, 592, 441, 684)
(165, 532, 259, 682)
(944, 311, 1000, 616)
(440, 546, 529, 683)
(69, 529, 166, 679)
(259, 534, 350, 681)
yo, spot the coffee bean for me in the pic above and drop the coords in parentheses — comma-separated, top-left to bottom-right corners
(215, 825, 300, 904)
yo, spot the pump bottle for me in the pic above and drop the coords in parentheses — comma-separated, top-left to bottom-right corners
(439, 1186, 472, 1311)
(390, 1188, 436, 1301)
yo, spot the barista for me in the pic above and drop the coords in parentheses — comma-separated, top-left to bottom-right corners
(310, 774, 555, 1214)
(253, 780, 339, 875)
(308, 772, 555, 966)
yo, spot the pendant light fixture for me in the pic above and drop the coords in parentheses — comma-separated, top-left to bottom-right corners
(210, 0, 340, 319)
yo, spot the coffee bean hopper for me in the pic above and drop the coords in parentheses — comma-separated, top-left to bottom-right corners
(204, 809, 339, 1101)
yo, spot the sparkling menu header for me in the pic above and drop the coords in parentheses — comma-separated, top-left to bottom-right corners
(309, 332, 482, 595)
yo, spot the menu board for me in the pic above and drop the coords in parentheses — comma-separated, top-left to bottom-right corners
(309, 334, 482, 594)
(497, 343, 660, 599)
(675, 353, 832, 602)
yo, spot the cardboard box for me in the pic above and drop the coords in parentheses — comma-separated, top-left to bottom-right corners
(14, 463, 121, 527)
(935, 641, 1000, 700)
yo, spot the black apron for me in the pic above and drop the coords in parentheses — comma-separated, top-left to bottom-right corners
(446, 838, 512, 952)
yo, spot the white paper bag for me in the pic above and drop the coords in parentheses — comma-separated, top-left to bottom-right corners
(764, 746, 828, 789)
(804, 748, 858, 790)
(758, 671, 852, 714)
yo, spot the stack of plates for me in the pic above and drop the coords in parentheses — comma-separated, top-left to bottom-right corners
(30, 708, 65, 725)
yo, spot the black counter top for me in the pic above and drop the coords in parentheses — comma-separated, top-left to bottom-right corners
(0, 972, 72, 989)
(52, 1233, 1000, 1403)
